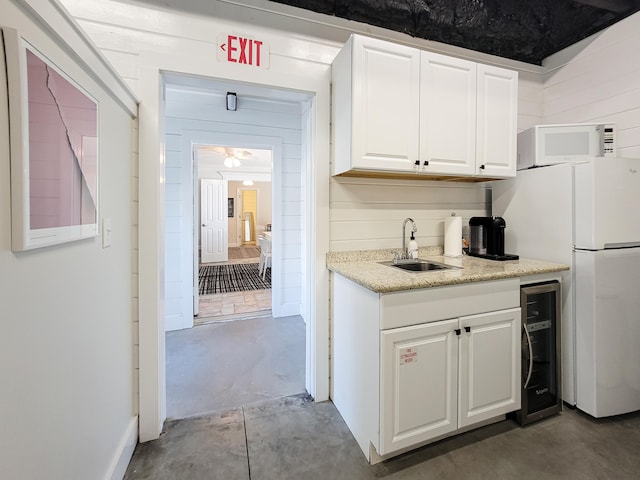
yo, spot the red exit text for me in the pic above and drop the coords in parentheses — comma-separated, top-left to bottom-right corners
(218, 34, 269, 68)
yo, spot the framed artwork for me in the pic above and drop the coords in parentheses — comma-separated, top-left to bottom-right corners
(4, 28, 99, 251)
(228, 198, 234, 217)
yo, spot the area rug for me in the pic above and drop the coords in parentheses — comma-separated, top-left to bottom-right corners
(199, 263, 271, 295)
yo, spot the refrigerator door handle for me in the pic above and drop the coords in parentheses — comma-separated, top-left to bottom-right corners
(523, 325, 534, 389)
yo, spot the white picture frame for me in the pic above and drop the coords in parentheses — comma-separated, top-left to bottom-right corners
(4, 27, 99, 251)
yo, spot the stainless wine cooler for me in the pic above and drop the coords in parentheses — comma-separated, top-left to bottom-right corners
(516, 281, 562, 425)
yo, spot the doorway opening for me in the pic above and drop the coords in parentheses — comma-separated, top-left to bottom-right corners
(162, 73, 311, 420)
(196, 145, 273, 324)
(240, 190, 257, 245)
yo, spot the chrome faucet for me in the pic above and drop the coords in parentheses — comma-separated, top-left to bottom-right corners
(400, 217, 417, 260)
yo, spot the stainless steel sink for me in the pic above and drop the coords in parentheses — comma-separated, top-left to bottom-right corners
(379, 260, 459, 272)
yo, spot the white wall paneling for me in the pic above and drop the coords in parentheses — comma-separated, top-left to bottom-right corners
(516, 71, 544, 133)
(0, 1, 138, 478)
(542, 12, 640, 158)
(164, 125, 194, 331)
(131, 118, 141, 417)
(330, 177, 491, 251)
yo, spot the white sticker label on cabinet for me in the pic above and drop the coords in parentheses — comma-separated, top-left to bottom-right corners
(400, 347, 417, 365)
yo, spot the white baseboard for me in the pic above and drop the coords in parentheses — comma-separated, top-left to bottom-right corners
(165, 313, 193, 331)
(106, 416, 138, 480)
(272, 303, 301, 318)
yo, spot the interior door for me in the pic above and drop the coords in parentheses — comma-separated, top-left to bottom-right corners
(200, 178, 228, 263)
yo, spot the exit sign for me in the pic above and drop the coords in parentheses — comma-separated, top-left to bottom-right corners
(218, 33, 270, 68)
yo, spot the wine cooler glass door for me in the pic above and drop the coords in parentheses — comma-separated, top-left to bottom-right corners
(519, 281, 562, 425)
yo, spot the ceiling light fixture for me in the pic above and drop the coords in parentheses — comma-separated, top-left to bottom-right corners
(243, 180, 254, 186)
(223, 155, 241, 168)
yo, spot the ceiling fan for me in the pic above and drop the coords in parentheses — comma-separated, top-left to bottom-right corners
(211, 146, 252, 168)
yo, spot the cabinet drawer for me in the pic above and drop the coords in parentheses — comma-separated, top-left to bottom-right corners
(380, 278, 520, 330)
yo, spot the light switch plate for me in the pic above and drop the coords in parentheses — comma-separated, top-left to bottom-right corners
(102, 218, 112, 248)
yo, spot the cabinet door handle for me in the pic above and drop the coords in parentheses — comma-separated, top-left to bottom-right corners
(479, 164, 485, 170)
(464, 326, 471, 333)
(523, 325, 534, 389)
(423, 160, 429, 166)
(455, 328, 461, 336)
(414, 160, 420, 166)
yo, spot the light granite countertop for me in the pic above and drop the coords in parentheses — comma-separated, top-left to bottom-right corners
(327, 246, 569, 293)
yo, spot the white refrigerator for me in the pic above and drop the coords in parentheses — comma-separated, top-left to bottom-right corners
(493, 157, 640, 417)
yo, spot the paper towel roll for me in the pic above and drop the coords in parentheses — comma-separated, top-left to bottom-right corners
(444, 216, 463, 257)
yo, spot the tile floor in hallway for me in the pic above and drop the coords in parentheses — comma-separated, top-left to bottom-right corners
(196, 289, 272, 323)
(125, 393, 640, 480)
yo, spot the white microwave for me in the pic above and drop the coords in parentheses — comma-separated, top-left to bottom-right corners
(517, 123, 616, 170)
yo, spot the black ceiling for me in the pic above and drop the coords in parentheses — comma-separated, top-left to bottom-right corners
(268, 0, 640, 64)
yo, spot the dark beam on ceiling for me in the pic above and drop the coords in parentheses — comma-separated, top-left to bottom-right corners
(269, 0, 640, 64)
(574, 0, 635, 13)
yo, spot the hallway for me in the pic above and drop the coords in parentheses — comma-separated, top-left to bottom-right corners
(166, 315, 305, 420)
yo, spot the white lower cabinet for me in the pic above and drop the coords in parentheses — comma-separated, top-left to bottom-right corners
(380, 308, 520, 455)
(331, 274, 521, 463)
(380, 319, 459, 453)
(458, 309, 521, 428)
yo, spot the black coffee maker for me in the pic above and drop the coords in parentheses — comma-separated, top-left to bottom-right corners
(468, 217, 519, 261)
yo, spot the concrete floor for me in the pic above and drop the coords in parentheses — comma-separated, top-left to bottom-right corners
(129, 311, 640, 479)
(125, 393, 640, 479)
(166, 314, 305, 419)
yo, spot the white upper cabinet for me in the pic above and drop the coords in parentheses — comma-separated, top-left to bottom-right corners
(332, 35, 420, 174)
(419, 52, 477, 175)
(331, 34, 518, 179)
(475, 64, 518, 177)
